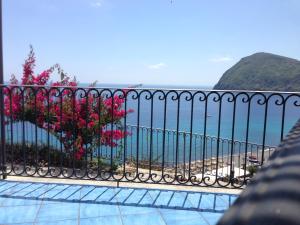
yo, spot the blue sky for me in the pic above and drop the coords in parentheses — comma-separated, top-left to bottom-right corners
(3, 0, 300, 86)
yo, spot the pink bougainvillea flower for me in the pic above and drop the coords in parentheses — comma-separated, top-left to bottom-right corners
(4, 47, 133, 160)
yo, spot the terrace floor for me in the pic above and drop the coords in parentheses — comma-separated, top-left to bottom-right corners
(0, 178, 239, 225)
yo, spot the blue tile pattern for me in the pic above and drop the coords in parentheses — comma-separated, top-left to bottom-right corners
(0, 180, 237, 225)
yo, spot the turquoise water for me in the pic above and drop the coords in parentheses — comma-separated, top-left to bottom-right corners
(91, 84, 299, 146)
(124, 89, 299, 146)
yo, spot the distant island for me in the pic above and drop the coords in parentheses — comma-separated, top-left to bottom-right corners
(213, 52, 300, 91)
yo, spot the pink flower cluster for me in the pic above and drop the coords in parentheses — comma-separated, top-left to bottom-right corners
(4, 47, 132, 160)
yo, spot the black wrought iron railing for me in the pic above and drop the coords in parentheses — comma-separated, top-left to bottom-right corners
(0, 85, 299, 188)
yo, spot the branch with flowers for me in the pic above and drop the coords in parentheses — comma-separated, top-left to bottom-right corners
(4, 47, 132, 161)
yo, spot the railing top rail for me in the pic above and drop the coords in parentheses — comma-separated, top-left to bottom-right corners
(1, 84, 300, 95)
(126, 124, 276, 148)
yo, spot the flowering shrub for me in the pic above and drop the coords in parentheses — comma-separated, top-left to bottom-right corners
(4, 47, 131, 160)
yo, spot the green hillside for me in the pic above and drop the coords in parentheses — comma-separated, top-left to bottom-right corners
(213, 52, 300, 91)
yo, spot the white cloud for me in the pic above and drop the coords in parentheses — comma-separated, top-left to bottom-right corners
(147, 63, 166, 70)
(210, 56, 233, 62)
(90, 1, 103, 8)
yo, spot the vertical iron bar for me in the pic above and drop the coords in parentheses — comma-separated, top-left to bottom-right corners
(156, 129, 159, 165)
(146, 128, 149, 161)
(72, 90, 76, 177)
(130, 126, 133, 161)
(141, 127, 144, 160)
(194, 134, 197, 169)
(0, 0, 6, 179)
(167, 131, 170, 166)
(183, 132, 186, 179)
(136, 93, 140, 176)
(9, 91, 13, 174)
(261, 100, 269, 165)
(229, 95, 237, 185)
(172, 132, 175, 168)
(47, 90, 50, 175)
(280, 98, 286, 141)
(243, 97, 251, 183)
(188, 96, 194, 180)
(174, 93, 180, 181)
(21, 89, 25, 173)
(59, 88, 63, 176)
(161, 94, 167, 178)
(34, 89, 38, 174)
(122, 91, 127, 177)
(149, 94, 153, 177)
(215, 97, 222, 181)
(201, 97, 208, 178)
